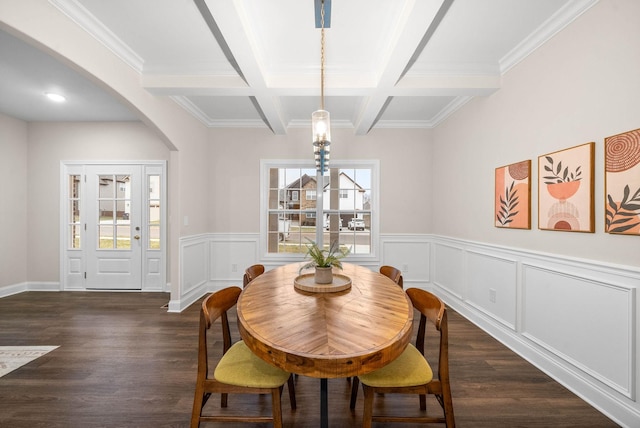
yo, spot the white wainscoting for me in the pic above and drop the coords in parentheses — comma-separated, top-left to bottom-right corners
(173, 232, 639, 426)
(522, 263, 635, 399)
(466, 250, 518, 331)
(431, 236, 639, 427)
(380, 235, 431, 287)
(172, 234, 210, 312)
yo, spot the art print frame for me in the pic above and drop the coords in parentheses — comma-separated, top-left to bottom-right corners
(495, 160, 531, 229)
(604, 128, 640, 235)
(538, 142, 595, 233)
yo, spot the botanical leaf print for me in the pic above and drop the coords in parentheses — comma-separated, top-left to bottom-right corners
(497, 181, 520, 226)
(605, 185, 640, 233)
(543, 156, 582, 184)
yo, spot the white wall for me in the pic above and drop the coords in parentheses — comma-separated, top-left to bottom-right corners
(429, 0, 640, 424)
(26, 122, 170, 282)
(207, 127, 433, 234)
(0, 114, 28, 289)
(432, 0, 640, 268)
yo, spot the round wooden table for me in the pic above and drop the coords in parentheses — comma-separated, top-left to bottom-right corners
(237, 262, 413, 427)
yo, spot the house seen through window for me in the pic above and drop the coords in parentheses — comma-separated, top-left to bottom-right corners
(265, 163, 375, 255)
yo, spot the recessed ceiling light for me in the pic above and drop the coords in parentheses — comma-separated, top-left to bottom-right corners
(45, 92, 66, 102)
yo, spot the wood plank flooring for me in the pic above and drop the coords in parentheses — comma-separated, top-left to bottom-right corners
(0, 291, 619, 427)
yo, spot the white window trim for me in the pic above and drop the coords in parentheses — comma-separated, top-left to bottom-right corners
(260, 159, 379, 263)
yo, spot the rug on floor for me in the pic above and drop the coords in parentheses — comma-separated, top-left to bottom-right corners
(0, 346, 59, 378)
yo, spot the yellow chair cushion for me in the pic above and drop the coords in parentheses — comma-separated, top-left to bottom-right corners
(358, 344, 433, 387)
(214, 341, 291, 388)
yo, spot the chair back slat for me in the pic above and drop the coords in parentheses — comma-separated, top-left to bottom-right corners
(379, 265, 404, 288)
(406, 287, 445, 330)
(202, 286, 242, 328)
(243, 264, 265, 287)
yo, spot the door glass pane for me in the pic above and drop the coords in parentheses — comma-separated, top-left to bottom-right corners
(116, 175, 129, 198)
(70, 224, 81, 249)
(99, 200, 114, 223)
(99, 175, 113, 198)
(99, 225, 114, 248)
(116, 225, 130, 249)
(68, 175, 81, 249)
(97, 174, 131, 250)
(70, 200, 80, 222)
(148, 175, 161, 249)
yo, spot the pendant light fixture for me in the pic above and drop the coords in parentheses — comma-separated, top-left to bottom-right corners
(312, 0, 330, 173)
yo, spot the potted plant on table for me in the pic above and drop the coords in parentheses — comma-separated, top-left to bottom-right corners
(300, 239, 350, 284)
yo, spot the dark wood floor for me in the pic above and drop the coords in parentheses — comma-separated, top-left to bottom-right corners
(0, 291, 618, 427)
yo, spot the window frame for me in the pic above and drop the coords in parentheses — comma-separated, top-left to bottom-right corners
(260, 159, 379, 262)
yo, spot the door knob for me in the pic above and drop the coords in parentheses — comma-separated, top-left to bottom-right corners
(134, 235, 140, 240)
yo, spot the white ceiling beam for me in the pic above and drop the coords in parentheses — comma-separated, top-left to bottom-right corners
(393, 74, 501, 96)
(353, 0, 452, 135)
(141, 72, 499, 97)
(199, 0, 287, 134)
(142, 74, 250, 96)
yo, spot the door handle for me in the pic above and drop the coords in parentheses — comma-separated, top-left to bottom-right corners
(134, 235, 140, 240)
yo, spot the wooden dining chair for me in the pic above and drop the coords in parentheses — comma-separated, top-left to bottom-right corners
(380, 265, 403, 288)
(350, 288, 455, 427)
(191, 286, 296, 428)
(345, 265, 404, 383)
(242, 264, 265, 288)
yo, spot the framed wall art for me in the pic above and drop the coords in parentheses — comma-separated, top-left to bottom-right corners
(495, 160, 531, 229)
(538, 142, 594, 232)
(605, 128, 640, 235)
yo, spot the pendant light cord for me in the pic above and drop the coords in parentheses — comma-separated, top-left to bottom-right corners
(320, 0, 326, 110)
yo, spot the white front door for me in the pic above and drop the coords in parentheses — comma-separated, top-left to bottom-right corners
(85, 165, 142, 290)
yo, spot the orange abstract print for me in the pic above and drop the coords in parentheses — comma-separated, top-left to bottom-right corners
(538, 143, 594, 233)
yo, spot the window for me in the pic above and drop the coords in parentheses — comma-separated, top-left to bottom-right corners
(262, 160, 378, 256)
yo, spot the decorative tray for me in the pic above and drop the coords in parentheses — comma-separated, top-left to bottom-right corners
(294, 273, 352, 293)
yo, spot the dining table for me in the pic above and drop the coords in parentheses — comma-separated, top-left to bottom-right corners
(237, 262, 414, 428)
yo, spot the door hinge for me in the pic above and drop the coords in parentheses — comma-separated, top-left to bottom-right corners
(84, 272, 87, 279)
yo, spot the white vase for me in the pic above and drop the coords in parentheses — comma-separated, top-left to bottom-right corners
(314, 266, 333, 284)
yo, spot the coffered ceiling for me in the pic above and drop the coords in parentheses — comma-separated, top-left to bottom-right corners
(0, 0, 597, 134)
